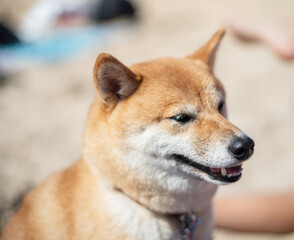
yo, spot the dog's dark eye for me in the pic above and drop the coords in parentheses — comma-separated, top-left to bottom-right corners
(218, 101, 225, 115)
(170, 114, 193, 124)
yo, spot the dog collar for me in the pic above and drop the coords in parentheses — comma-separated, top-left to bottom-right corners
(178, 213, 202, 240)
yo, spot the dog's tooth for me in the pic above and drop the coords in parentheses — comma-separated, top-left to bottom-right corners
(221, 168, 227, 177)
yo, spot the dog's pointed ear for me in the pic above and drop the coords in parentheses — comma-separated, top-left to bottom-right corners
(187, 29, 225, 70)
(93, 53, 142, 109)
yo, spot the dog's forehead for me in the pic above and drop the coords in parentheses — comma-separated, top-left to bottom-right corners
(131, 57, 224, 101)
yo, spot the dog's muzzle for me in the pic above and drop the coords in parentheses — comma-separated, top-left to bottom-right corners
(168, 135, 255, 183)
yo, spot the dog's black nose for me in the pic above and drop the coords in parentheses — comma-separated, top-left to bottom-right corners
(229, 136, 255, 161)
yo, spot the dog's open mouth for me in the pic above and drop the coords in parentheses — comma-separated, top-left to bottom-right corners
(170, 154, 243, 183)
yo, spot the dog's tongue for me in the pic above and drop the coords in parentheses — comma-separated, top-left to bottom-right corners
(226, 165, 243, 174)
(210, 168, 221, 173)
(210, 164, 243, 173)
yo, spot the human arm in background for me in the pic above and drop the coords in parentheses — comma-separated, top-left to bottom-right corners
(225, 16, 294, 60)
(214, 191, 294, 233)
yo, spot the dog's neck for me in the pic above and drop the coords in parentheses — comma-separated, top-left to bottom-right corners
(114, 185, 203, 240)
(84, 156, 216, 240)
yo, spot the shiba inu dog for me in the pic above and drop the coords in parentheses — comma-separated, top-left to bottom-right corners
(1, 29, 254, 240)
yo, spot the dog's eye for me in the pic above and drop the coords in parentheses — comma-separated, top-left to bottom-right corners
(170, 114, 193, 124)
(218, 101, 225, 115)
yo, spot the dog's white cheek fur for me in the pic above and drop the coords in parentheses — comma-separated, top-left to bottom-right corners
(118, 125, 216, 211)
(125, 125, 239, 186)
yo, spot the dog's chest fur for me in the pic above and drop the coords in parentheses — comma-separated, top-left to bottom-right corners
(79, 159, 215, 240)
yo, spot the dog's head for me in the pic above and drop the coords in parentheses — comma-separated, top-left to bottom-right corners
(84, 29, 254, 211)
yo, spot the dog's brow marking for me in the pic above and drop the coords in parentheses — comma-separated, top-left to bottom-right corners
(197, 91, 204, 107)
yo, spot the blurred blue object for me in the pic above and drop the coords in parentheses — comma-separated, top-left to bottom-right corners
(1, 27, 103, 60)
(0, 23, 131, 75)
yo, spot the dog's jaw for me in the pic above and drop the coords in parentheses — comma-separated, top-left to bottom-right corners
(125, 125, 245, 186)
(84, 134, 217, 215)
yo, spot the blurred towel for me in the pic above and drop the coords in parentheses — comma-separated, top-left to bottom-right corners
(0, 22, 133, 75)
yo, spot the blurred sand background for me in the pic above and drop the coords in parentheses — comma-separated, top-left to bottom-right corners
(1, 0, 294, 239)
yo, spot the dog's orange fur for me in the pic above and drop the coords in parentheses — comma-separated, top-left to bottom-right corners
(1, 29, 252, 240)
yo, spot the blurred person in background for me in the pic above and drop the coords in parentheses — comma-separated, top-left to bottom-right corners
(0, 0, 136, 43)
(17, 0, 136, 42)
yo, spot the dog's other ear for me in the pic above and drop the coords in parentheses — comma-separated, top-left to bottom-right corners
(93, 53, 142, 109)
(187, 29, 225, 70)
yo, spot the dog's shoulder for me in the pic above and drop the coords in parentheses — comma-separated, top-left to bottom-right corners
(1, 159, 97, 240)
